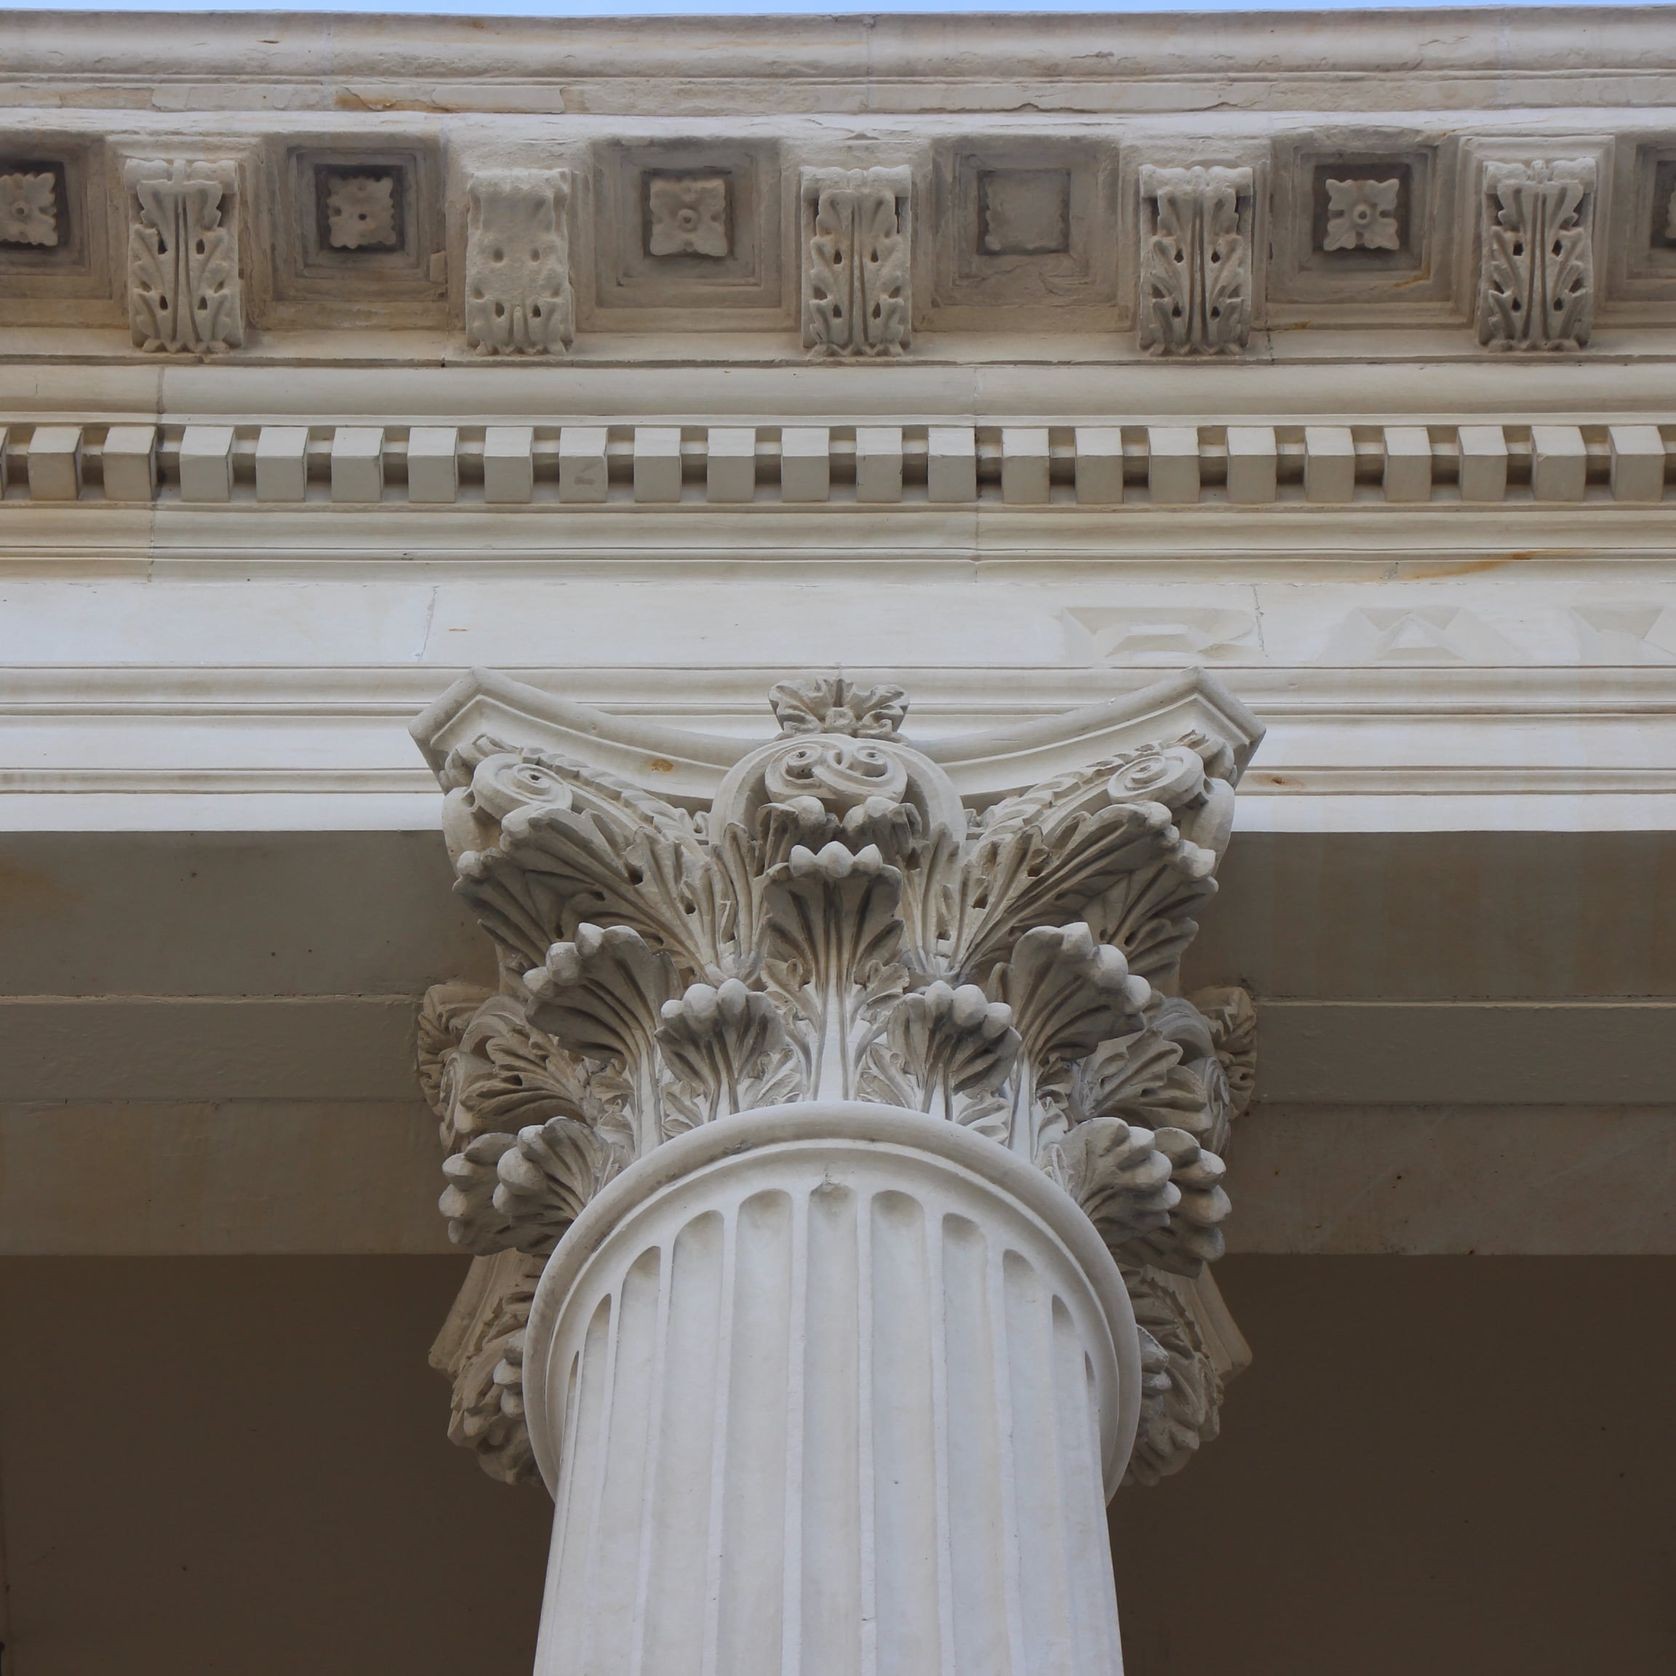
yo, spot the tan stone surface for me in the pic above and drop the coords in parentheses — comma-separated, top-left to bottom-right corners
(1, 1253, 1670, 1673)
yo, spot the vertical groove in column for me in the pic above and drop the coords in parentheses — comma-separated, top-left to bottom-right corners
(1004, 1247, 1076, 1676)
(1072, 1340, 1126, 1676)
(780, 1188, 810, 1676)
(941, 1213, 1015, 1676)
(698, 1209, 741, 1676)
(927, 1208, 957, 1676)
(628, 1239, 678, 1676)
(640, 1211, 726, 1676)
(714, 1190, 794, 1676)
(538, 1350, 587, 1665)
(989, 1233, 1032, 1676)
(801, 1182, 861, 1676)
(870, 1190, 942, 1676)
(1054, 1298, 1119, 1676)
(857, 1186, 878, 1676)
(542, 1295, 617, 1676)
(585, 1245, 664, 1676)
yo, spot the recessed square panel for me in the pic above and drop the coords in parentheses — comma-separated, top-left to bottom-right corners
(1603, 137, 1676, 316)
(264, 139, 445, 326)
(978, 169, 1071, 256)
(1268, 132, 1450, 319)
(1650, 158, 1676, 255)
(585, 140, 784, 330)
(925, 139, 1117, 330)
(0, 135, 110, 314)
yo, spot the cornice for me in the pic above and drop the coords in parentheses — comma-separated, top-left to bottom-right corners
(9, 30, 1676, 359)
(4, 8, 1675, 113)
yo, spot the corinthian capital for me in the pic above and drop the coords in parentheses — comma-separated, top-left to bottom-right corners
(416, 667, 1259, 1483)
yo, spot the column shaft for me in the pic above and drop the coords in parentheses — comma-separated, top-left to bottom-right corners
(525, 1108, 1138, 1676)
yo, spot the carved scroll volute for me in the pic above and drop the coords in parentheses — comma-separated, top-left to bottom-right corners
(712, 678, 965, 846)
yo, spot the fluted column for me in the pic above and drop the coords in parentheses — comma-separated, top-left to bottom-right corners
(523, 1104, 1140, 1676)
(416, 669, 1261, 1676)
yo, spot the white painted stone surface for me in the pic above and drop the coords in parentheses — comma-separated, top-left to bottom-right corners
(524, 1107, 1139, 1676)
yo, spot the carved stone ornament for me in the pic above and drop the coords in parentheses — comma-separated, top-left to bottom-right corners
(324, 171, 397, 251)
(1138, 164, 1254, 355)
(1323, 176, 1401, 252)
(645, 171, 729, 258)
(1477, 157, 1596, 351)
(0, 169, 57, 247)
(413, 667, 1259, 1669)
(801, 165, 912, 357)
(465, 170, 574, 356)
(124, 157, 243, 354)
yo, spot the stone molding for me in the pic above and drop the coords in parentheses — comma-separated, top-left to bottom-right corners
(413, 669, 1260, 1492)
(4, 665, 1672, 838)
(1, 415, 1668, 507)
(5, 62, 1676, 349)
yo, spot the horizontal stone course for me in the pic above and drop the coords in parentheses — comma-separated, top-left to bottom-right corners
(2, 418, 1668, 508)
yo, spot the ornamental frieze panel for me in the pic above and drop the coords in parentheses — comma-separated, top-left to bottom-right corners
(6, 118, 1676, 348)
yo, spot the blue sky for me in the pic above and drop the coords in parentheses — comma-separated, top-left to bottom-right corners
(1, 0, 1616, 13)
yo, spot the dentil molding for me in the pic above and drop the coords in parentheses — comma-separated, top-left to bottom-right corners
(1, 414, 1668, 508)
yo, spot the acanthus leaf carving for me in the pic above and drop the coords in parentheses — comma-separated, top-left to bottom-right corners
(416, 671, 1258, 1488)
(1124, 1263, 1227, 1487)
(862, 978, 1020, 1131)
(801, 166, 911, 358)
(523, 923, 680, 1158)
(989, 921, 1151, 1154)
(465, 169, 574, 356)
(429, 1248, 545, 1487)
(761, 841, 908, 1102)
(1477, 157, 1595, 352)
(1138, 164, 1253, 356)
(657, 977, 804, 1131)
(492, 1114, 626, 1254)
(124, 157, 243, 354)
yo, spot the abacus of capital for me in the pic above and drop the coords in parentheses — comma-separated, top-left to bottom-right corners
(416, 667, 1260, 1674)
